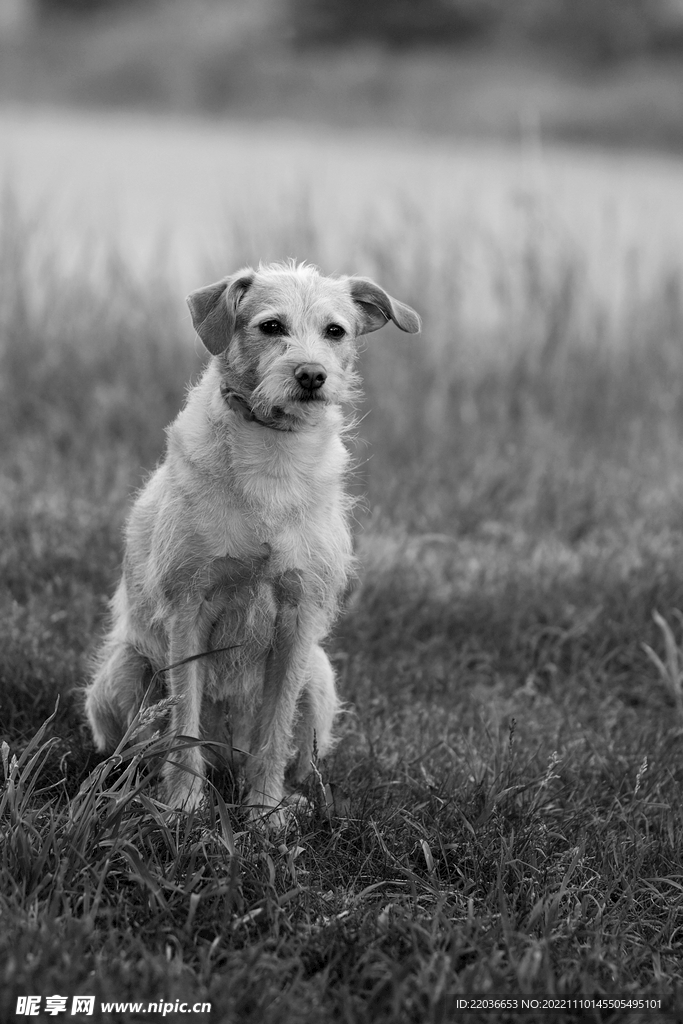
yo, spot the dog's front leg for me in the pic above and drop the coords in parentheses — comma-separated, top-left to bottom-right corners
(162, 605, 209, 811)
(162, 550, 270, 811)
(246, 571, 307, 827)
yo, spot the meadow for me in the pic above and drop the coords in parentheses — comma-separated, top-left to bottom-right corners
(2, 118, 683, 1021)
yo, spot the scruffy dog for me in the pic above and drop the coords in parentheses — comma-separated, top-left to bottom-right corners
(84, 262, 420, 825)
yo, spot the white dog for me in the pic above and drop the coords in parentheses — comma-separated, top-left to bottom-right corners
(84, 262, 420, 825)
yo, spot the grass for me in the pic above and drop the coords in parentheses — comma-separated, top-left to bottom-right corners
(1, 166, 683, 1023)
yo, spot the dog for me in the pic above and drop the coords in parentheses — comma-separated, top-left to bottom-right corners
(84, 261, 420, 826)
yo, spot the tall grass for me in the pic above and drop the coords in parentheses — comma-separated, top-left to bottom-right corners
(2, 179, 683, 1019)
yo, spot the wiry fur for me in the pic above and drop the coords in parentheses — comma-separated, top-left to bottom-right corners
(84, 262, 420, 826)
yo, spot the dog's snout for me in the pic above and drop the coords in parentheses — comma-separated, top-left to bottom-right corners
(294, 363, 327, 391)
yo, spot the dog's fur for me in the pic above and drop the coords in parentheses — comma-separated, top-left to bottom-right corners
(84, 262, 420, 825)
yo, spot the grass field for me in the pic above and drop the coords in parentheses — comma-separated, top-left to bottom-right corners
(2, 122, 683, 1022)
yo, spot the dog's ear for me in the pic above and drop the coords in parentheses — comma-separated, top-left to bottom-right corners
(348, 277, 421, 336)
(187, 270, 254, 355)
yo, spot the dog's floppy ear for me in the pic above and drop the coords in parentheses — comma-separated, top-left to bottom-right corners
(187, 270, 255, 355)
(348, 277, 421, 336)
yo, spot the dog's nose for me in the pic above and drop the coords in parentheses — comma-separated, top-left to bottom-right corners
(294, 363, 327, 391)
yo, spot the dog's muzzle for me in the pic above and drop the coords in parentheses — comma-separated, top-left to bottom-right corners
(294, 363, 327, 392)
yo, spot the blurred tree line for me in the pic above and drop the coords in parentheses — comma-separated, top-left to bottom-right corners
(289, 0, 683, 61)
(35, 0, 133, 14)
(34, 0, 683, 62)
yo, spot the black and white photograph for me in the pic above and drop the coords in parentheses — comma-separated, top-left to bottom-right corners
(1, 1, 683, 1021)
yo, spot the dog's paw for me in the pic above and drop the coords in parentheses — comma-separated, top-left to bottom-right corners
(283, 791, 313, 815)
(245, 791, 312, 832)
(245, 798, 290, 832)
(163, 771, 205, 814)
(247, 805, 289, 832)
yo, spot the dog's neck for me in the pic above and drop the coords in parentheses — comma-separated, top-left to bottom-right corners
(220, 384, 296, 433)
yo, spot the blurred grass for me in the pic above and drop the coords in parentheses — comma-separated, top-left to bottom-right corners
(1, 177, 683, 1018)
(3, 0, 683, 150)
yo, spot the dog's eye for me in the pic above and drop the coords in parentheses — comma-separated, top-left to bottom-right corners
(325, 324, 346, 340)
(259, 320, 286, 336)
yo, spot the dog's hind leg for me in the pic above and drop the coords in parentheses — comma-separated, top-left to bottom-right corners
(85, 635, 151, 752)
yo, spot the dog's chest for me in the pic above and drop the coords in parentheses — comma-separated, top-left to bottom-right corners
(251, 482, 351, 593)
(266, 505, 349, 579)
(200, 433, 352, 594)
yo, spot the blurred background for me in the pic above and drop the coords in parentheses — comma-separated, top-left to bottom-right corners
(3, 0, 683, 294)
(2, 0, 683, 145)
(2, 1, 683, 474)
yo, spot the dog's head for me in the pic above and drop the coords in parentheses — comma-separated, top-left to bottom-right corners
(187, 262, 420, 426)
